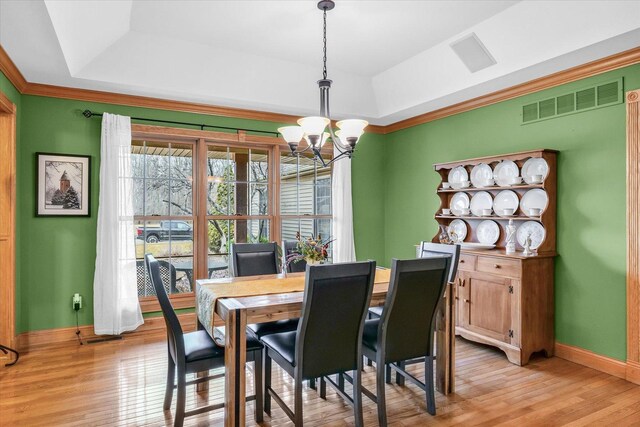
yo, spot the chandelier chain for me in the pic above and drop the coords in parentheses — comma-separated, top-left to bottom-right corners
(322, 8, 327, 80)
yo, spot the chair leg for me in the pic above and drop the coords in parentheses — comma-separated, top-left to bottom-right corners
(254, 350, 264, 423)
(353, 368, 364, 427)
(376, 358, 388, 427)
(385, 364, 392, 384)
(309, 377, 316, 390)
(320, 376, 327, 399)
(425, 355, 436, 415)
(175, 364, 186, 427)
(294, 376, 304, 426)
(396, 361, 406, 386)
(338, 372, 345, 391)
(366, 356, 373, 367)
(164, 356, 175, 410)
(264, 352, 272, 417)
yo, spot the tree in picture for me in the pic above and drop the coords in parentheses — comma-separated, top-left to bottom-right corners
(63, 186, 80, 209)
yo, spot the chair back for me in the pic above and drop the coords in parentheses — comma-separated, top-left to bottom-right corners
(145, 254, 183, 361)
(379, 257, 450, 363)
(296, 261, 376, 379)
(137, 259, 177, 296)
(419, 242, 461, 284)
(283, 240, 307, 273)
(231, 242, 280, 277)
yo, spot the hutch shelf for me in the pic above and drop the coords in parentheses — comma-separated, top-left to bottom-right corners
(433, 149, 558, 365)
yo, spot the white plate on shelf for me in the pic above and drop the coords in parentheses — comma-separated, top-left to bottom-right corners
(493, 190, 519, 216)
(470, 191, 493, 216)
(470, 163, 493, 188)
(520, 189, 549, 215)
(448, 166, 469, 187)
(448, 219, 467, 243)
(459, 242, 495, 250)
(517, 221, 546, 249)
(450, 192, 470, 215)
(477, 220, 500, 245)
(493, 160, 520, 186)
(521, 158, 549, 184)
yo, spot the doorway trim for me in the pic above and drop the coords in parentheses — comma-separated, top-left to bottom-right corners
(627, 89, 640, 382)
(0, 88, 16, 365)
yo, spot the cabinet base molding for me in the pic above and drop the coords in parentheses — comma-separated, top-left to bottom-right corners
(554, 342, 627, 380)
(15, 313, 195, 352)
(456, 328, 553, 366)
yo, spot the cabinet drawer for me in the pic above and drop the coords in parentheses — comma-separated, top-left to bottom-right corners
(458, 254, 476, 271)
(476, 257, 521, 278)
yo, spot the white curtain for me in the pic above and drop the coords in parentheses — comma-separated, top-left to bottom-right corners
(331, 145, 356, 263)
(93, 113, 144, 335)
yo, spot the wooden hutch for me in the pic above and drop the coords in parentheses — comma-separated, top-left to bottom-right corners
(432, 149, 557, 365)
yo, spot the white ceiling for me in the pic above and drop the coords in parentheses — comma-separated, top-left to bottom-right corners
(1, 0, 639, 125)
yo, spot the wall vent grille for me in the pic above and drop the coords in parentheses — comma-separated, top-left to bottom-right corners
(522, 78, 623, 124)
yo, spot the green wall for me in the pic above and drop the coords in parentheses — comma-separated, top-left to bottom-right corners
(13, 93, 385, 333)
(4, 62, 638, 361)
(384, 64, 640, 361)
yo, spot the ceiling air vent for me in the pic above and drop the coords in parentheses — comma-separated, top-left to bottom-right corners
(450, 33, 497, 73)
(522, 78, 623, 124)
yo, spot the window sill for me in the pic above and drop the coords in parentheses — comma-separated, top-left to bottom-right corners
(139, 293, 195, 313)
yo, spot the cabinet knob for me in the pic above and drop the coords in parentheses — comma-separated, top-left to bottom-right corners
(460, 259, 465, 263)
(463, 299, 470, 303)
(494, 264, 501, 269)
(455, 296, 459, 300)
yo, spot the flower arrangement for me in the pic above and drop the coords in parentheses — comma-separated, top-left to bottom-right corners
(286, 232, 334, 267)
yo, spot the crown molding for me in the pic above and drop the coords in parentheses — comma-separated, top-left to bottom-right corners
(0, 45, 27, 92)
(1, 43, 639, 135)
(385, 46, 640, 133)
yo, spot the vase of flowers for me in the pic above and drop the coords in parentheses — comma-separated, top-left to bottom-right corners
(286, 232, 333, 269)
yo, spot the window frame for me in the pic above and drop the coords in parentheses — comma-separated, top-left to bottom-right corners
(131, 124, 332, 312)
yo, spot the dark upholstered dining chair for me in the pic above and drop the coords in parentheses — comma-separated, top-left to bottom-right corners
(369, 242, 460, 319)
(231, 243, 301, 339)
(145, 254, 264, 427)
(283, 240, 307, 273)
(231, 242, 279, 277)
(361, 257, 450, 425)
(261, 261, 377, 426)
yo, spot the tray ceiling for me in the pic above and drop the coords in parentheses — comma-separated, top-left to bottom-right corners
(1, 0, 639, 125)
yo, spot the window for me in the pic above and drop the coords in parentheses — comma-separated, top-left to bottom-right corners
(130, 129, 332, 304)
(206, 145, 271, 278)
(131, 140, 195, 298)
(280, 152, 332, 255)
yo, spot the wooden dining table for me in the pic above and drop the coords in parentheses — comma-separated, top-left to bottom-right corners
(195, 269, 455, 427)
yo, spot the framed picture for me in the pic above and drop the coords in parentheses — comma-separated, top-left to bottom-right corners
(36, 153, 91, 216)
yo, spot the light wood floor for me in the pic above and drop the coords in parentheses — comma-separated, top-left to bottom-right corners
(2, 333, 640, 426)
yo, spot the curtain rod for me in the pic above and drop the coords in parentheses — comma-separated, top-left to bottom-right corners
(81, 109, 281, 137)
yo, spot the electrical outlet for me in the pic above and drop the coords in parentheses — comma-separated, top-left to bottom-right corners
(72, 293, 82, 311)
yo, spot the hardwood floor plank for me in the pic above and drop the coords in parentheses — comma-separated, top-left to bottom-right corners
(2, 335, 640, 426)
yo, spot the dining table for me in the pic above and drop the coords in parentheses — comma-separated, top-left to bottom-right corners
(195, 268, 455, 427)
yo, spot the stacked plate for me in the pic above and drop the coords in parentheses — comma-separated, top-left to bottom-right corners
(493, 190, 519, 216)
(448, 166, 470, 189)
(520, 189, 549, 217)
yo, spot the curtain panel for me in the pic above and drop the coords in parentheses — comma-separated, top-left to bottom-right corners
(93, 113, 143, 335)
(331, 146, 356, 263)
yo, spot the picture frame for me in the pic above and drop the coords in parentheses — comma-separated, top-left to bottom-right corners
(36, 153, 91, 217)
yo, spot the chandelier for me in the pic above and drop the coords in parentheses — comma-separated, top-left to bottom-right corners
(278, 0, 368, 167)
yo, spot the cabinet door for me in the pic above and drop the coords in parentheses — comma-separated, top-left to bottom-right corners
(460, 271, 513, 344)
